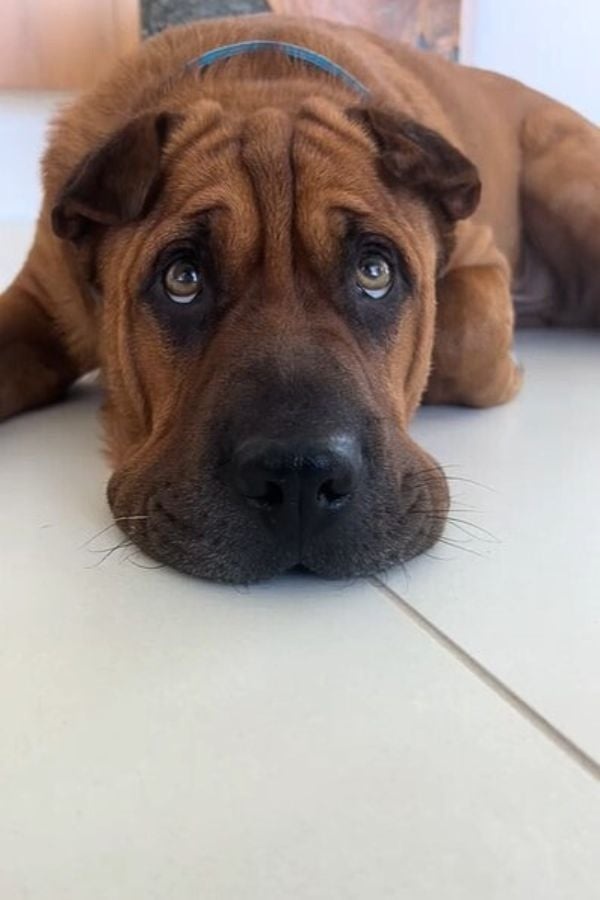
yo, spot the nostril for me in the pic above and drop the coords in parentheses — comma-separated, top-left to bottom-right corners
(317, 477, 352, 508)
(244, 480, 284, 510)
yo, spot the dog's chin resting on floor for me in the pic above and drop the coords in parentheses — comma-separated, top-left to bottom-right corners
(0, 15, 598, 582)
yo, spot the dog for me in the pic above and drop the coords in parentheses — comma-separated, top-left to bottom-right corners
(0, 15, 598, 582)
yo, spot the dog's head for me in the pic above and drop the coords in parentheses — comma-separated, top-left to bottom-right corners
(52, 95, 480, 582)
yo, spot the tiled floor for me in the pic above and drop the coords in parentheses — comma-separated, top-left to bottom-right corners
(1, 94, 599, 899)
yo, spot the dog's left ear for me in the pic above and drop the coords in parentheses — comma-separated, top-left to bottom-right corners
(52, 111, 181, 241)
(349, 106, 481, 222)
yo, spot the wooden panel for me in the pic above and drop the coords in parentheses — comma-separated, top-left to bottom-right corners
(269, 0, 461, 59)
(0, 0, 140, 90)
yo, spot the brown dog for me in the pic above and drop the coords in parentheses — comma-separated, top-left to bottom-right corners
(1, 15, 598, 582)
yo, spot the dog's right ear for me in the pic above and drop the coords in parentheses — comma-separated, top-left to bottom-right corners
(51, 112, 181, 241)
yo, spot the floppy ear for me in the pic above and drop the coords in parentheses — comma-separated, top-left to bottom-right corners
(349, 107, 481, 222)
(51, 112, 179, 241)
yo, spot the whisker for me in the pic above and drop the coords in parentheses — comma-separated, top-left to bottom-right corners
(422, 549, 454, 562)
(406, 506, 482, 517)
(80, 515, 149, 550)
(125, 551, 166, 571)
(410, 512, 500, 545)
(445, 474, 497, 492)
(113, 515, 149, 522)
(85, 538, 133, 569)
(444, 517, 500, 543)
(408, 462, 496, 493)
(410, 473, 496, 493)
(435, 537, 488, 559)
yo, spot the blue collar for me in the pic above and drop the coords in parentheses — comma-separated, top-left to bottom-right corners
(188, 40, 370, 98)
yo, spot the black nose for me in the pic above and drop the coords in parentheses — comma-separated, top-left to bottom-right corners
(229, 433, 363, 536)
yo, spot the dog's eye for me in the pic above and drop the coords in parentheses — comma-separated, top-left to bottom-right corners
(356, 254, 393, 299)
(163, 260, 203, 304)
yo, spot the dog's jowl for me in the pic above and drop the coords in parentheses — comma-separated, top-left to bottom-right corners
(1, 16, 598, 581)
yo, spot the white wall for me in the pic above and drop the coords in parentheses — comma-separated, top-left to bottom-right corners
(0, 93, 68, 221)
(461, 0, 600, 123)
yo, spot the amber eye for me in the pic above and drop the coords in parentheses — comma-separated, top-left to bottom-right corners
(163, 260, 202, 304)
(356, 254, 393, 299)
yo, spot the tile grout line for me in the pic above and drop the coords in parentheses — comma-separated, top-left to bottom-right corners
(370, 577, 600, 782)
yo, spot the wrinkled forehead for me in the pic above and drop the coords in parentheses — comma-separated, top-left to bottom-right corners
(130, 97, 434, 275)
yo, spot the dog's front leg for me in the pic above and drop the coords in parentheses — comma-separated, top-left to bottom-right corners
(425, 228, 522, 407)
(0, 216, 97, 421)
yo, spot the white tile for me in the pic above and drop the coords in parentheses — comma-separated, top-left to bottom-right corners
(384, 330, 600, 759)
(1, 390, 599, 900)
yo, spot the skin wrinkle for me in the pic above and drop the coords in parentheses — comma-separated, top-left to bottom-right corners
(398, 213, 439, 414)
(241, 108, 295, 294)
(162, 100, 224, 165)
(108, 226, 158, 447)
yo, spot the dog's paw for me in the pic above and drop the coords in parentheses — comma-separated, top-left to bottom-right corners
(425, 354, 523, 408)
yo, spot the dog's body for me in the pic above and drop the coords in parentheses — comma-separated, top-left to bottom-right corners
(1, 15, 598, 581)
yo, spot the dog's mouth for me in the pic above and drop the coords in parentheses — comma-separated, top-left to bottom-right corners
(108, 456, 449, 584)
(105, 359, 448, 584)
